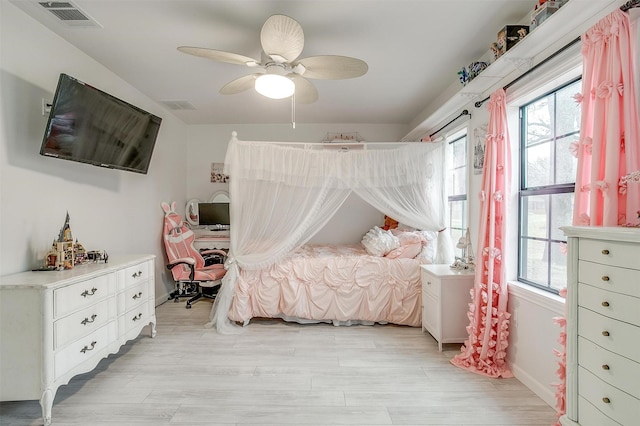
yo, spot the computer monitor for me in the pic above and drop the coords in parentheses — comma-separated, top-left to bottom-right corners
(197, 202, 230, 229)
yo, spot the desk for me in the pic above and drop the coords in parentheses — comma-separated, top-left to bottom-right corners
(193, 231, 230, 250)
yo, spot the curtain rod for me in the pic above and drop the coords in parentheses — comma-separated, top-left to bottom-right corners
(428, 109, 471, 138)
(474, 36, 581, 108)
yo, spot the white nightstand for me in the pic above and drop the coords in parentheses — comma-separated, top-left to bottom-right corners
(421, 264, 475, 351)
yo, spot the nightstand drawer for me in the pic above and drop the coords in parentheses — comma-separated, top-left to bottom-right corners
(578, 260, 640, 298)
(421, 275, 439, 299)
(578, 336, 640, 397)
(579, 238, 640, 269)
(578, 307, 640, 360)
(578, 284, 640, 325)
(578, 366, 640, 426)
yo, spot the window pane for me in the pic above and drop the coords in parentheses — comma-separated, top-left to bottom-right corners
(555, 81, 581, 136)
(525, 95, 554, 145)
(555, 135, 578, 185)
(449, 200, 466, 231)
(521, 195, 548, 239)
(550, 193, 574, 241)
(525, 142, 552, 187)
(452, 138, 466, 168)
(451, 167, 466, 196)
(549, 241, 568, 292)
(521, 238, 549, 285)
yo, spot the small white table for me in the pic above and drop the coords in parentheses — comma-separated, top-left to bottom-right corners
(421, 264, 475, 351)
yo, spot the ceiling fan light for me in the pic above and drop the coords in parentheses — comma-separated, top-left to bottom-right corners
(255, 74, 295, 99)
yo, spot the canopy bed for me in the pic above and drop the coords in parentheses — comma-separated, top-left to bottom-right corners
(208, 132, 454, 334)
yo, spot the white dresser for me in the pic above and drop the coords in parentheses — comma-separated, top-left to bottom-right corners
(560, 227, 640, 426)
(0, 255, 156, 426)
(421, 264, 475, 351)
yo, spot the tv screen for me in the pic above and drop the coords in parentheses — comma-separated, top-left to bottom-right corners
(40, 73, 162, 174)
(198, 203, 230, 227)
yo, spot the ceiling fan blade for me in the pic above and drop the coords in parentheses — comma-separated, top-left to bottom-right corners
(178, 46, 259, 66)
(260, 15, 304, 63)
(289, 75, 318, 104)
(295, 55, 368, 80)
(220, 74, 260, 95)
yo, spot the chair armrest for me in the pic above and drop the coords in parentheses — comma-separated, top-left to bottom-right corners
(200, 249, 227, 257)
(166, 257, 198, 280)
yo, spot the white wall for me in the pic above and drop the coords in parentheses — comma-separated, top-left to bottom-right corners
(186, 123, 410, 244)
(0, 2, 187, 303)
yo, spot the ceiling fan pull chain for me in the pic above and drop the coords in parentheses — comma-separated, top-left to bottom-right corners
(291, 92, 296, 129)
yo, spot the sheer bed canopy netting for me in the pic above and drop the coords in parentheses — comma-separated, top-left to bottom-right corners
(208, 132, 454, 333)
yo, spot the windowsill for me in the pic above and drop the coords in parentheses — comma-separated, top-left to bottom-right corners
(507, 280, 565, 315)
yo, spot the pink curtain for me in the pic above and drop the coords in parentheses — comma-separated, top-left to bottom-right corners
(573, 9, 640, 227)
(451, 89, 512, 378)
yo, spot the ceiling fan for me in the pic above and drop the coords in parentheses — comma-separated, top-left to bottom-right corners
(177, 14, 368, 103)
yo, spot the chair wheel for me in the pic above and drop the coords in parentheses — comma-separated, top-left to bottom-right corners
(174, 297, 179, 303)
(186, 303, 192, 309)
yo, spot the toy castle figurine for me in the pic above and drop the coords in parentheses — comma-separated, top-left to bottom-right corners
(45, 212, 81, 270)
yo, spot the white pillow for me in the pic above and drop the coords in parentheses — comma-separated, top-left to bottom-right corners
(361, 226, 399, 257)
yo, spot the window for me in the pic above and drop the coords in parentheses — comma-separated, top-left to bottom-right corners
(447, 134, 467, 258)
(518, 78, 581, 293)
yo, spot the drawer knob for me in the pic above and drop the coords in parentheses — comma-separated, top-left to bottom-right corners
(132, 313, 143, 321)
(601, 301, 610, 307)
(80, 341, 97, 354)
(132, 270, 143, 278)
(81, 287, 98, 298)
(602, 364, 610, 370)
(602, 330, 610, 337)
(81, 314, 97, 325)
(601, 275, 610, 282)
(132, 292, 143, 300)
(601, 249, 610, 255)
(602, 397, 611, 404)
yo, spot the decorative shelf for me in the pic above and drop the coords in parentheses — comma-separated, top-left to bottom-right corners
(403, 0, 627, 141)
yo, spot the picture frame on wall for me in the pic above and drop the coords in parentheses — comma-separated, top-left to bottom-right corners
(473, 125, 487, 175)
(211, 162, 229, 183)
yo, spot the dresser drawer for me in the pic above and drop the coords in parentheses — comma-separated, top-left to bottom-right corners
(54, 274, 116, 318)
(577, 396, 622, 426)
(578, 366, 640, 426)
(54, 321, 117, 380)
(578, 284, 640, 325)
(579, 238, 640, 269)
(578, 337, 640, 397)
(578, 307, 640, 360)
(578, 260, 640, 298)
(123, 280, 149, 312)
(54, 296, 116, 349)
(123, 302, 150, 333)
(121, 261, 150, 288)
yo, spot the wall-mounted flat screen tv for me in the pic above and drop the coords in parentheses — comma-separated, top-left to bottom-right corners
(40, 73, 162, 174)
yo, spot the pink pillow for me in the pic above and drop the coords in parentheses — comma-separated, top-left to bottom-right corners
(385, 231, 425, 259)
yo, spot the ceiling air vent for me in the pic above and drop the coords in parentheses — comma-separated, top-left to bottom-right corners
(159, 100, 196, 111)
(38, 1, 101, 27)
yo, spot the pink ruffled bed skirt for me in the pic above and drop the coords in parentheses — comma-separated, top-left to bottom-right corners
(228, 244, 422, 327)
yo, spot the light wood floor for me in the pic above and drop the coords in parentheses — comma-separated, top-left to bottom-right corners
(1, 299, 557, 425)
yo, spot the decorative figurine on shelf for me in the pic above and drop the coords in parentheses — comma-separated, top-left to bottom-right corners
(450, 228, 475, 271)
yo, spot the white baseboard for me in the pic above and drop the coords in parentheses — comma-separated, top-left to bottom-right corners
(155, 292, 170, 306)
(511, 362, 557, 408)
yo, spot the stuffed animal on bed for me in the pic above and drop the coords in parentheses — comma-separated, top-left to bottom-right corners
(382, 215, 399, 230)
